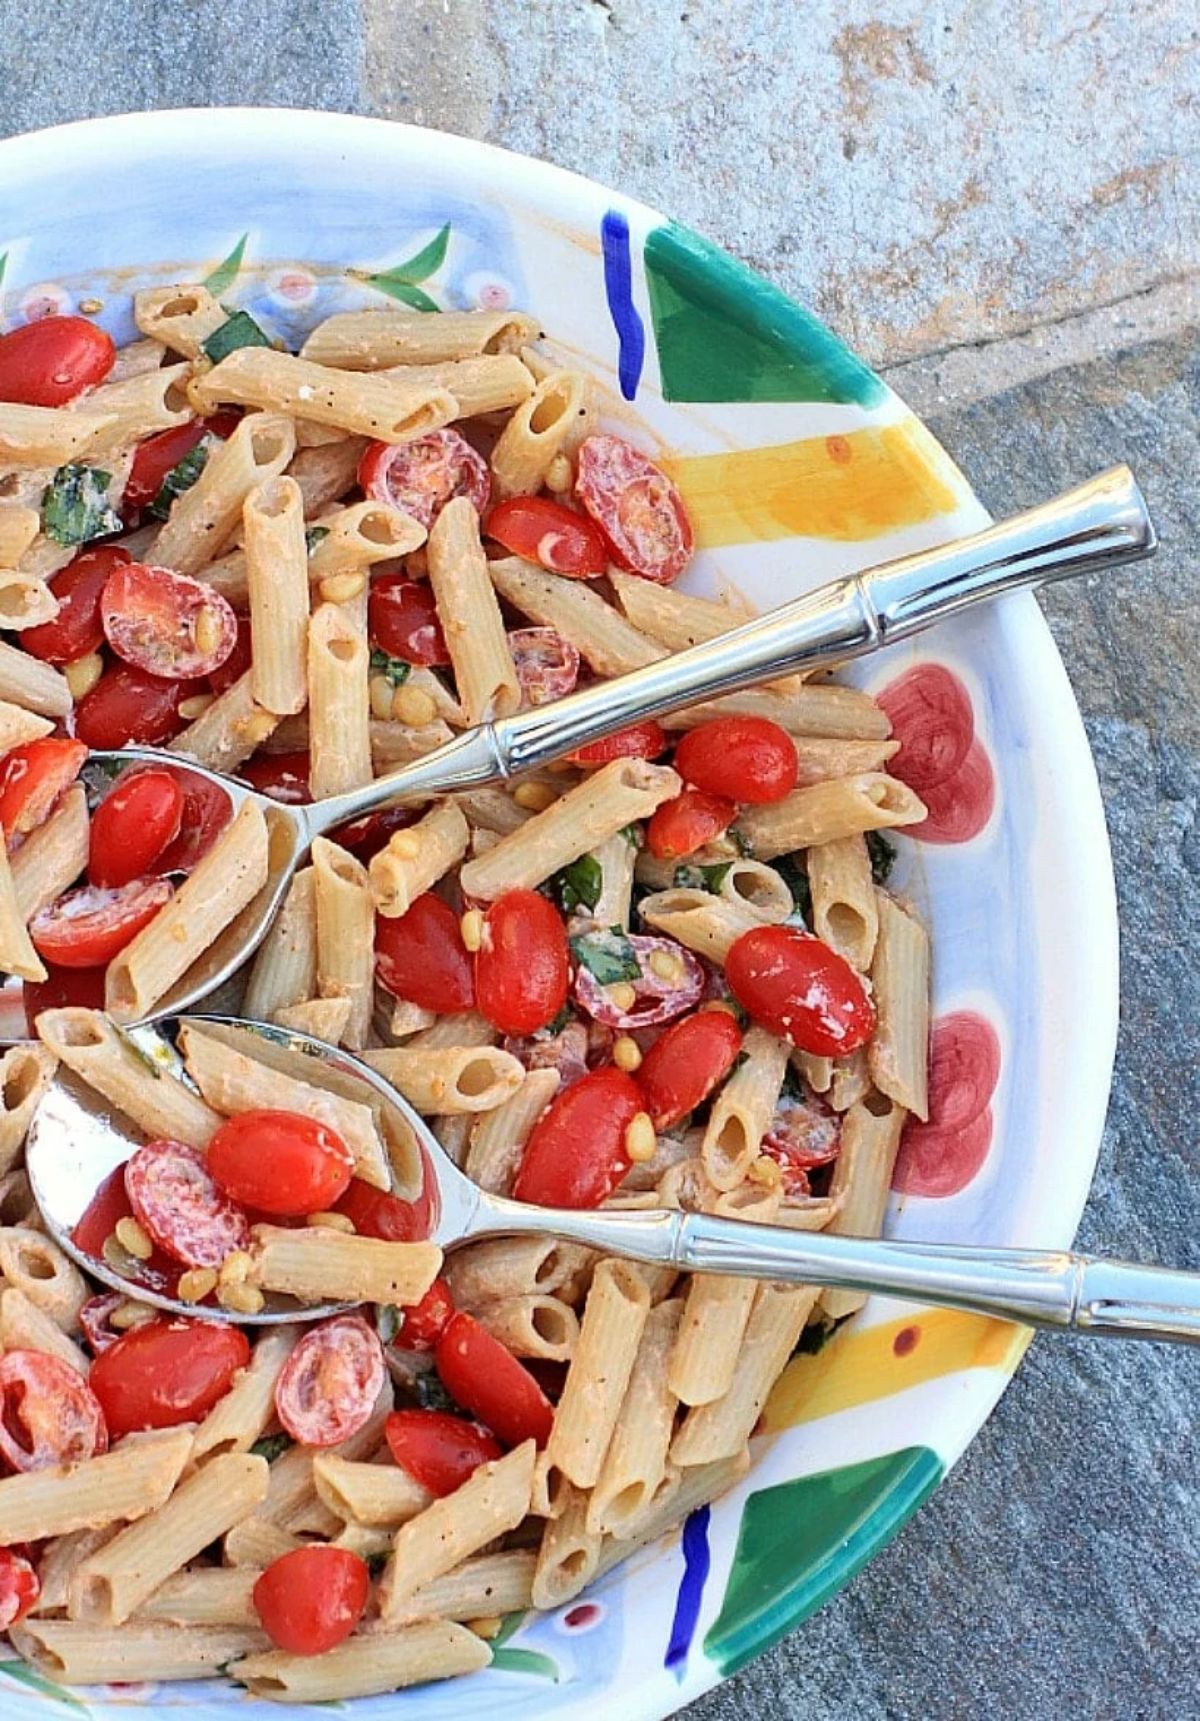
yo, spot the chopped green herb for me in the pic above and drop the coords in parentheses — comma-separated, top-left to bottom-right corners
(369, 647, 411, 689)
(542, 1003, 574, 1036)
(570, 926, 641, 986)
(375, 1305, 402, 1344)
(148, 437, 212, 521)
(728, 827, 752, 857)
(41, 464, 122, 546)
(411, 1371, 463, 1414)
(305, 524, 331, 555)
(249, 1433, 293, 1463)
(619, 822, 643, 849)
(672, 860, 734, 894)
(201, 309, 272, 364)
(774, 853, 812, 924)
(866, 830, 897, 885)
(552, 853, 603, 915)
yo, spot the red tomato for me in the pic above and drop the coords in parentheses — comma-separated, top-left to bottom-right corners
(123, 411, 240, 515)
(385, 1409, 502, 1496)
(636, 1009, 743, 1130)
(674, 717, 798, 805)
(368, 575, 449, 666)
(125, 1139, 251, 1268)
(78, 1291, 124, 1355)
(334, 1177, 429, 1243)
(275, 1314, 386, 1448)
(435, 1312, 554, 1448)
(359, 430, 490, 530)
(240, 750, 311, 805)
(328, 804, 416, 862)
(207, 611, 252, 696)
(0, 737, 86, 841)
(88, 1317, 250, 1437)
(102, 563, 237, 680)
(646, 789, 736, 860)
(21, 544, 131, 664)
(375, 892, 475, 1013)
(0, 1547, 40, 1629)
(71, 1163, 134, 1260)
(570, 719, 669, 766)
(74, 662, 195, 748)
(509, 626, 580, 707)
(253, 1546, 369, 1656)
(475, 889, 570, 1035)
(30, 876, 174, 968)
(513, 1065, 643, 1208)
(89, 769, 184, 888)
(486, 495, 608, 576)
(726, 924, 877, 1056)
(0, 315, 115, 407)
(390, 1277, 455, 1351)
(761, 1089, 842, 1195)
(207, 1110, 354, 1217)
(576, 434, 693, 584)
(0, 1350, 108, 1471)
(571, 933, 705, 1031)
(152, 768, 233, 873)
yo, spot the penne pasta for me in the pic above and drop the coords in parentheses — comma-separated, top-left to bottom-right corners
(639, 885, 766, 965)
(301, 306, 540, 368)
(0, 639, 71, 716)
(0, 502, 41, 566)
(0, 569, 59, 629)
(490, 369, 588, 498)
(241, 866, 317, 1020)
(532, 1482, 602, 1608)
(667, 1183, 780, 1407)
(363, 1044, 524, 1115)
(0, 1427, 193, 1541)
(380, 1548, 536, 1626)
(0, 1041, 57, 1177)
(244, 475, 310, 716)
(808, 834, 880, 972)
(0, 694, 53, 753)
(0, 1285, 89, 1373)
(10, 784, 89, 922)
(12, 1619, 270, 1684)
(169, 671, 280, 771)
(490, 555, 665, 676)
(464, 1065, 559, 1194)
(194, 347, 457, 442)
(544, 1259, 651, 1491)
(249, 1224, 441, 1306)
(35, 1007, 220, 1146)
(134, 283, 227, 356)
(736, 773, 927, 859)
(701, 1025, 789, 1189)
(0, 1226, 87, 1328)
(471, 1292, 579, 1361)
(0, 830, 46, 980)
(232, 1619, 490, 1701)
(308, 599, 372, 797)
(820, 1093, 909, 1320)
(312, 837, 374, 1048)
(151, 412, 296, 574)
(427, 497, 519, 725)
(0, 400, 118, 467)
(191, 1325, 301, 1461)
(868, 891, 931, 1119)
(368, 799, 469, 919)
(588, 1297, 683, 1535)
(312, 1453, 433, 1527)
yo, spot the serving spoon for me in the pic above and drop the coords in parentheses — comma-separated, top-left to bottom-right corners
(0, 464, 1155, 1043)
(24, 1015, 1200, 1344)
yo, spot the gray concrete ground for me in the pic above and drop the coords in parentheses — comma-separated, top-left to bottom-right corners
(1, 4, 1197, 1716)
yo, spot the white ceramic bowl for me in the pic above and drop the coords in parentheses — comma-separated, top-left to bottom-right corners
(0, 108, 1118, 1721)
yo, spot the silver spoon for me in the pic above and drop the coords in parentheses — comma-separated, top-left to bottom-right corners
(25, 1015, 1200, 1343)
(0, 464, 1155, 1042)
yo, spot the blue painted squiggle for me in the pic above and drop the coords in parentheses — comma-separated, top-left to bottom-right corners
(600, 209, 645, 400)
(665, 1504, 711, 1675)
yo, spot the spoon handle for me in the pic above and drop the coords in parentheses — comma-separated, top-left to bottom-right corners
(308, 464, 1154, 830)
(467, 1199, 1200, 1344)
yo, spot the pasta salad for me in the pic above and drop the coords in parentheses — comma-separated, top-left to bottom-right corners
(0, 287, 931, 1700)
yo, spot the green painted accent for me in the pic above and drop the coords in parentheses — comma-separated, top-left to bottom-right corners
(0, 253, 7, 292)
(703, 1445, 943, 1675)
(203, 232, 249, 298)
(0, 1661, 91, 1712)
(357, 224, 450, 310)
(489, 1648, 560, 1682)
(492, 1610, 528, 1647)
(643, 223, 885, 407)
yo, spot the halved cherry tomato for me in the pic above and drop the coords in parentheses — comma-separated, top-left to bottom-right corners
(368, 575, 449, 666)
(71, 1163, 135, 1261)
(487, 495, 609, 577)
(646, 788, 737, 860)
(275, 1314, 386, 1447)
(509, 626, 580, 707)
(0, 1547, 40, 1629)
(240, 750, 311, 805)
(0, 1350, 108, 1471)
(88, 1317, 250, 1437)
(125, 1139, 251, 1268)
(475, 889, 569, 1036)
(726, 924, 877, 1056)
(30, 876, 174, 968)
(435, 1312, 554, 1449)
(359, 429, 490, 530)
(207, 1110, 354, 1217)
(0, 315, 115, 407)
(74, 661, 196, 748)
(389, 1277, 455, 1351)
(570, 719, 669, 766)
(571, 933, 705, 1031)
(636, 1009, 743, 1131)
(253, 1546, 369, 1656)
(375, 892, 475, 1013)
(207, 611, 252, 696)
(334, 1176, 429, 1243)
(153, 768, 233, 874)
(328, 804, 415, 862)
(123, 410, 240, 515)
(385, 1408, 502, 1496)
(89, 769, 184, 888)
(513, 1065, 643, 1208)
(674, 716, 798, 805)
(576, 434, 693, 584)
(78, 1291, 125, 1355)
(761, 1089, 842, 1195)
(21, 544, 131, 664)
(0, 737, 86, 842)
(102, 563, 237, 680)
(504, 1016, 592, 1090)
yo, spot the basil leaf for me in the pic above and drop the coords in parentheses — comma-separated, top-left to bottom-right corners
(540, 1003, 573, 1037)
(148, 437, 212, 521)
(774, 853, 812, 924)
(728, 827, 752, 857)
(249, 1433, 293, 1463)
(305, 524, 330, 555)
(553, 853, 603, 915)
(866, 830, 897, 885)
(201, 309, 271, 363)
(570, 926, 641, 986)
(370, 647, 411, 689)
(375, 1304, 402, 1344)
(672, 861, 733, 894)
(411, 1372, 463, 1414)
(41, 464, 122, 546)
(619, 823, 643, 849)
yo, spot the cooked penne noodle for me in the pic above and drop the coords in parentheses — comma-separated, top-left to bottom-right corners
(308, 599, 372, 796)
(385, 996, 437, 1039)
(272, 995, 353, 1040)
(377, 352, 535, 417)
(30, 1526, 116, 1615)
(151, 412, 296, 574)
(793, 1047, 833, 1093)
(36, 1008, 221, 1147)
(819, 1094, 909, 1319)
(312, 836, 373, 1048)
(490, 370, 588, 498)
(589, 828, 640, 928)
(456, 783, 534, 836)
(133, 283, 227, 356)
(107, 335, 169, 381)
(490, 556, 665, 676)
(639, 885, 765, 965)
(808, 834, 880, 971)
(301, 306, 540, 368)
(368, 799, 469, 919)
(736, 773, 927, 859)
(222, 1518, 303, 1568)
(169, 671, 280, 771)
(12, 1620, 270, 1684)
(0, 831, 45, 980)
(191, 1325, 301, 1462)
(444, 1234, 595, 1309)
(544, 1259, 651, 1490)
(286, 436, 370, 515)
(792, 736, 901, 784)
(0, 694, 53, 752)
(427, 497, 519, 725)
(249, 1224, 441, 1306)
(82, 363, 192, 454)
(369, 715, 456, 771)
(363, 1044, 524, 1115)
(0, 1225, 88, 1327)
(381, 1549, 536, 1626)
(668, 1184, 780, 1407)
(593, 1451, 752, 1581)
(532, 1482, 602, 1608)
(136, 1567, 261, 1628)
(588, 1297, 683, 1535)
(0, 1043, 57, 1177)
(0, 1427, 193, 1541)
(0, 639, 71, 716)
(312, 1454, 433, 1527)
(242, 866, 317, 1019)
(868, 891, 931, 1118)
(0, 1165, 40, 1226)
(0, 400, 118, 466)
(459, 758, 681, 900)
(10, 784, 88, 922)
(608, 567, 756, 651)
(701, 1026, 789, 1189)
(195, 347, 457, 442)
(0, 502, 41, 566)
(0, 570, 59, 629)
(464, 1065, 559, 1194)
(307, 499, 426, 577)
(0, 1285, 89, 1373)
(829, 1045, 872, 1112)
(472, 1292, 579, 1361)
(232, 1619, 491, 1702)
(244, 475, 310, 716)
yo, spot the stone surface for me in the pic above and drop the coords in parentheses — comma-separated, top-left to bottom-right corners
(0, 5, 1196, 1716)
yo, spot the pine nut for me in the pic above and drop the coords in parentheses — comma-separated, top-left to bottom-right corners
(544, 454, 573, 493)
(102, 1235, 139, 1276)
(624, 1112, 657, 1162)
(391, 685, 436, 727)
(306, 1211, 356, 1233)
(460, 909, 485, 953)
(747, 1154, 783, 1188)
(467, 1616, 504, 1639)
(109, 1299, 157, 1331)
(512, 781, 557, 813)
(219, 1249, 254, 1286)
(178, 693, 214, 721)
(64, 651, 104, 700)
(612, 1034, 643, 1072)
(218, 1281, 265, 1315)
(177, 1267, 219, 1303)
(319, 571, 366, 604)
(239, 710, 278, 747)
(193, 606, 223, 658)
(115, 1216, 153, 1260)
(648, 949, 683, 983)
(606, 981, 637, 1012)
(370, 674, 396, 720)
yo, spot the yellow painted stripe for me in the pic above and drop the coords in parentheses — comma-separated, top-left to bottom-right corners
(762, 1308, 1032, 1432)
(663, 417, 961, 547)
